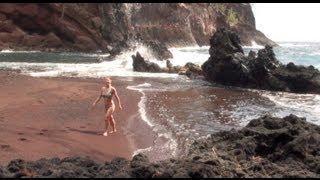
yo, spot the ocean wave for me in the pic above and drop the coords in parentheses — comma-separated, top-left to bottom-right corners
(135, 83, 152, 88)
(242, 41, 264, 49)
(168, 46, 209, 67)
(127, 84, 154, 127)
(1, 43, 320, 79)
(310, 51, 320, 56)
(0, 49, 41, 53)
(0, 44, 210, 78)
(169, 45, 210, 51)
(279, 43, 312, 47)
(0, 55, 180, 78)
(259, 91, 320, 125)
(132, 131, 178, 162)
(58, 52, 110, 57)
(127, 82, 181, 161)
(0, 49, 109, 57)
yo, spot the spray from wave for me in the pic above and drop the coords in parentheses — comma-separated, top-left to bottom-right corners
(0, 44, 181, 78)
(243, 41, 264, 49)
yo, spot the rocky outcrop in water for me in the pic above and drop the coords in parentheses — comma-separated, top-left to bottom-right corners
(0, 114, 319, 178)
(0, 3, 275, 53)
(132, 52, 162, 72)
(202, 28, 320, 94)
(144, 40, 173, 61)
(177, 62, 203, 79)
(132, 52, 203, 79)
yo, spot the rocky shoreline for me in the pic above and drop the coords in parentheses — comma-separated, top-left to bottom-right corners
(202, 28, 320, 94)
(0, 114, 319, 178)
(131, 28, 320, 94)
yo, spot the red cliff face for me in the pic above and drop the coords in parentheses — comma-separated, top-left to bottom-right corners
(0, 3, 275, 52)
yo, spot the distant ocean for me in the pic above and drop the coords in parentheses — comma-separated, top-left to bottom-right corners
(0, 42, 319, 77)
(0, 42, 319, 161)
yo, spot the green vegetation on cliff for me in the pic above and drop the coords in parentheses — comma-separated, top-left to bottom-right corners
(211, 4, 239, 26)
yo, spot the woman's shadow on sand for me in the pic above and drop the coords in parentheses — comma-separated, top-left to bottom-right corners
(67, 128, 102, 136)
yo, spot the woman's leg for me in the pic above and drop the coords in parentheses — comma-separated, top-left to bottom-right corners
(104, 113, 110, 133)
(108, 104, 116, 133)
(109, 115, 117, 133)
(103, 107, 113, 136)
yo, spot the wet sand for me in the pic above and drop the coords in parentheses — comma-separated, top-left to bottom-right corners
(0, 70, 155, 165)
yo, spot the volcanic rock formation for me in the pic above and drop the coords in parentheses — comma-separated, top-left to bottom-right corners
(143, 40, 173, 61)
(202, 28, 320, 94)
(132, 52, 203, 79)
(132, 52, 163, 72)
(0, 114, 319, 178)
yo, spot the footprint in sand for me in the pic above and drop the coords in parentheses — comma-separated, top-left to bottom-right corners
(0, 116, 4, 122)
(40, 129, 48, 132)
(19, 138, 27, 141)
(80, 126, 86, 129)
(38, 132, 44, 135)
(18, 132, 24, 135)
(0, 144, 10, 150)
(37, 99, 45, 104)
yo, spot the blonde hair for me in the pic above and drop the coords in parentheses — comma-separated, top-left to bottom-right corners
(105, 77, 112, 83)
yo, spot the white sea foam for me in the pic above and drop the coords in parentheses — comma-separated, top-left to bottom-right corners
(132, 130, 178, 161)
(132, 132, 178, 161)
(0, 45, 209, 78)
(168, 46, 209, 66)
(0, 49, 108, 56)
(0, 44, 276, 79)
(128, 82, 179, 161)
(170, 45, 210, 51)
(0, 49, 41, 53)
(310, 51, 320, 56)
(132, 146, 152, 157)
(243, 41, 264, 49)
(127, 83, 154, 127)
(0, 44, 181, 78)
(135, 83, 152, 88)
(259, 91, 320, 125)
(279, 42, 311, 47)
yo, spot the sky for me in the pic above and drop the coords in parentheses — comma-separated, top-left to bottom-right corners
(252, 3, 320, 42)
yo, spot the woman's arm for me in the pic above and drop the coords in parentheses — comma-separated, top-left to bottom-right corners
(113, 88, 122, 110)
(92, 88, 102, 107)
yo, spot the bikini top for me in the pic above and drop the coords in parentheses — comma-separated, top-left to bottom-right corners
(101, 87, 113, 99)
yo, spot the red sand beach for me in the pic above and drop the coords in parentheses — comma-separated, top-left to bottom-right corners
(0, 70, 156, 165)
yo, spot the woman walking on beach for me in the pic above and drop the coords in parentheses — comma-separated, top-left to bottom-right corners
(92, 77, 123, 136)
